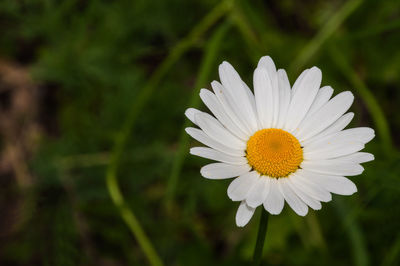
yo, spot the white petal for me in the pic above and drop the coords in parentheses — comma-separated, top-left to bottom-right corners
(253, 67, 274, 128)
(291, 69, 309, 96)
(257, 56, 279, 127)
(301, 170, 357, 195)
(185, 108, 202, 125)
(336, 152, 374, 164)
(236, 201, 255, 227)
(228, 171, 259, 201)
(246, 177, 270, 208)
(279, 179, 308, 216)
(263, 178, 285, 215)
(338, 127, 375, 143)
(287, 178, 321, 210)
(285, 67, 322, 132)
(242, 81, 259, 129)
(194, 112, 246, 150)
(290, 172, 332, 202)
(306, 86, 334, 116)
(301, 160, 364, 176)
(276, 69, 291, 129)
(219, 62, 258, 132)
(190, 147, 247, 165)
(199, 89, 248, 140)
(200, 163, 251, 179)
(306, 127, 375, 151)
(298, 91, 354, 141)
(211, 81, 252, 136)
(185, 127, 244, 156)
(304, 141, 365, 160)
(301, 112, 354, 147)
(257, 56, 277, 75)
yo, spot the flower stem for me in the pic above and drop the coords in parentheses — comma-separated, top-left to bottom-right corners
(253, 210, 269, 265)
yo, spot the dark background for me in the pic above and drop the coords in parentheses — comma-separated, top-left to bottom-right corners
(0, 0, 399, 265)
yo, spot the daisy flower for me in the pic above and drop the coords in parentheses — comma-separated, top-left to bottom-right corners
(185, 56, 374, 227)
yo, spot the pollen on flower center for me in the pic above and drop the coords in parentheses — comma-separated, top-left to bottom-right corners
(246, 129, 303, 178)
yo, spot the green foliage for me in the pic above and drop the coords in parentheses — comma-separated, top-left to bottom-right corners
(1, 0, 400, 265)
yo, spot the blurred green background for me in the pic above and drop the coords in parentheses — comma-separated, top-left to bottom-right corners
(0, 0, 399, 265)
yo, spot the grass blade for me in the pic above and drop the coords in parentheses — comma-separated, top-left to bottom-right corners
(105, 2, 231, 265)
(329, 44, 393, 155)
(165, 21, 232, 210)
(290, 0, 364, 72)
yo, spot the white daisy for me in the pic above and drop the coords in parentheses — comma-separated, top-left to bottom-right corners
(185, 56, 374, 227)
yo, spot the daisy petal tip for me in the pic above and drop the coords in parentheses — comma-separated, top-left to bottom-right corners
(269, 210, 282, 216)
(290, 205, 308, 216)
(310, 66, 321, 73)
(313, 205, 322, 211)
(219, 61, 232, 71)
(210, 80, 219, 87)
(370, 128, 376, 138)
(341, 91, 355, 105)
(324, 85, 333, 91)
(263, 205, 283, 215)
(346, 164, 365, 175)
(346, 90, 355, 99)
(362, 128, 376, 143)
(199, 167, 207, 178)
(253, 66, 262, 75)
(199, 165, 215, 179)
(340, 90, 354, 97)
(235, 202, 255, 227)
(257, 55, 275, 68)
(277, 68, 287, 76)
(199, 88, 208, 96)
(236, 222, 245, 228)
(308, 66, 322, 80)
(359, 165, 365, 174)
(351, 184, 358, 194)
(342, 182, 358, 195)
(260, 55, 272, 61)
(226, 188, 236, 201)
(188, 147, 196, 155)
(184, 108, 195, 120)
(370, 154, 375, 161)
(345, 188, 358, 196)
(327, 194, 333, 202)
(236, 218, 250, 227)
(246, 200, 260, 209)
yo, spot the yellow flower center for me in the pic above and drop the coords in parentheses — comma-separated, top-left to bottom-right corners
(246, 129, 303, 178)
